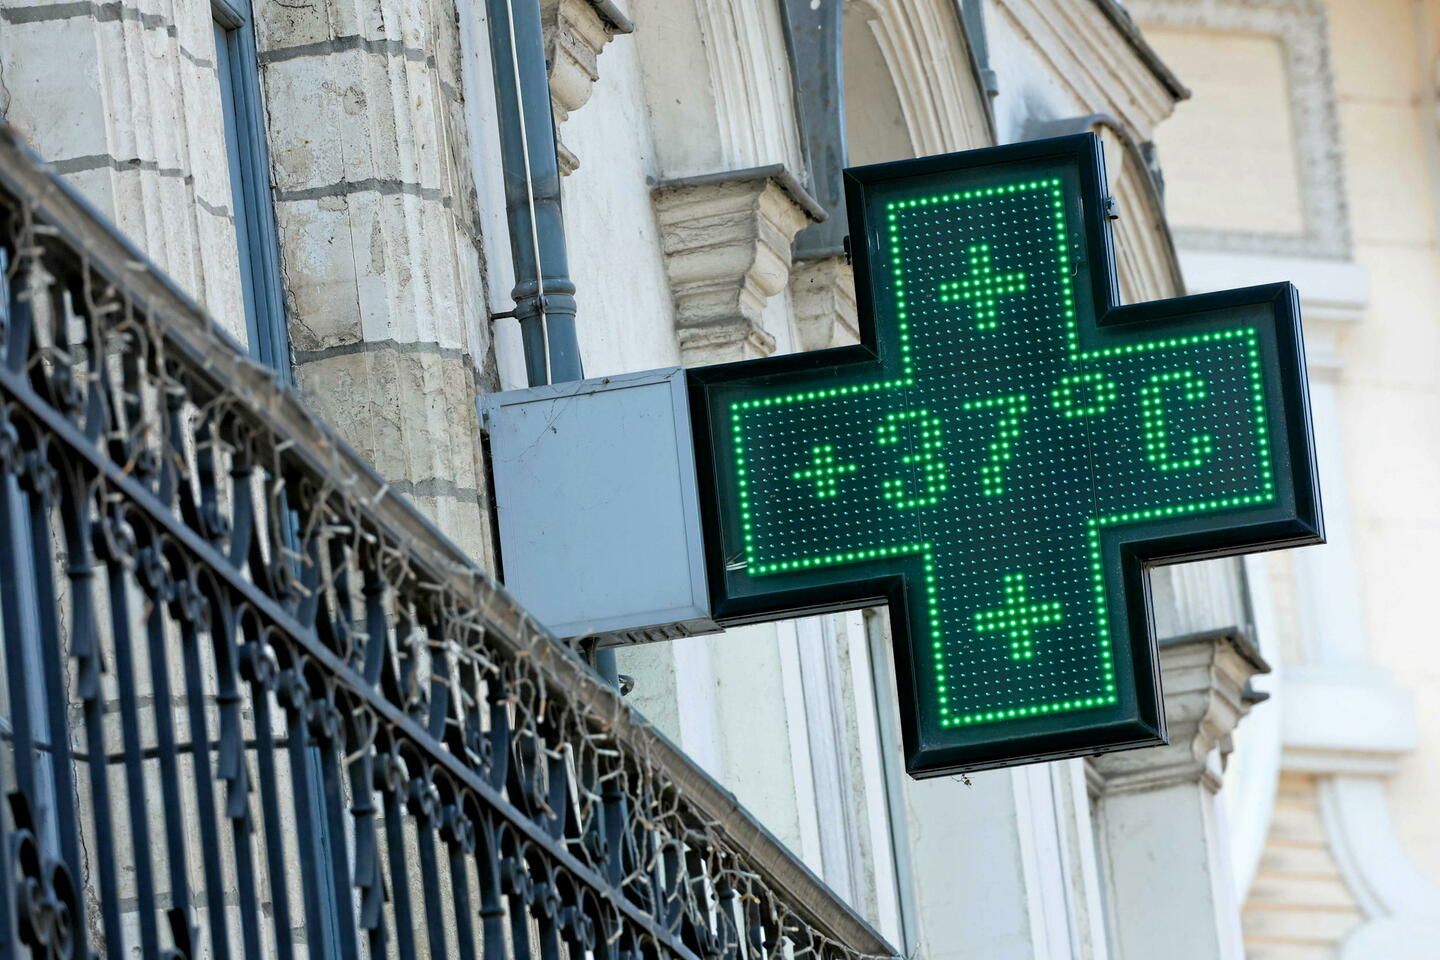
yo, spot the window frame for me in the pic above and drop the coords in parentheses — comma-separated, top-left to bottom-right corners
(212, 0, 292, 381)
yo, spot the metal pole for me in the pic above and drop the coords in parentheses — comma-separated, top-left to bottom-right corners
(485, 0, 583, 386)
(485, 0, 618, 684)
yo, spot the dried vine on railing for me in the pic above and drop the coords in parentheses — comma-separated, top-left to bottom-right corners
(0, 125, 898, 960)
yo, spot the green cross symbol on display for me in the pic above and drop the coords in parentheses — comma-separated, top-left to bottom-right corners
(937, 243, 1029, 329)
(793, 444, 857, 498)
(974, 573, 1063, 661)
(689, 135, 1322, 776)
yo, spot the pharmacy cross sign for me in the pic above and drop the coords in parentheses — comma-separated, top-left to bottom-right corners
(688, 135, 1323, 777)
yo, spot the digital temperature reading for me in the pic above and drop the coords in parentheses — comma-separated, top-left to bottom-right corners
(689, 135, 1322, 776)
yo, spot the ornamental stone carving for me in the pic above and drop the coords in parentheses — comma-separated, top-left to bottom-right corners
(1093, 628, 1268, 794)
(652, 165, 824, 365)
(542, 0, 632, 175)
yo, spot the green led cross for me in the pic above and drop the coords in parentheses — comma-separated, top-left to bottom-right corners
(691, 138, 1319, 775)
(722, 175, 1276, 726)
(794, 444, 856, 498)
(937, 243, 1028, 329)
(974, 573, 1063, 661)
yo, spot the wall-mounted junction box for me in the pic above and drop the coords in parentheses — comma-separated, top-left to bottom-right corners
(481, 367, 719, 644)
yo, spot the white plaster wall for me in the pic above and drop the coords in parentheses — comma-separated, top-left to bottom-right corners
(628, 0, 728, 178)
(906, 769, 1038, 959)
(549, 0, 893, 925)
(560, 2, 682, 377)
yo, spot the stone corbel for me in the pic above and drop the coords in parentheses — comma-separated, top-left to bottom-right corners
(790, 256, 859, 351)
(1090, 628, 1270, 959)
(1093, 627, 1270, 795)
(652, 165, 825, 365)
(542, 0, 633, 175)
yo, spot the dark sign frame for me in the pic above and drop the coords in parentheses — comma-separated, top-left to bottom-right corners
(687, 134, 1323, 777)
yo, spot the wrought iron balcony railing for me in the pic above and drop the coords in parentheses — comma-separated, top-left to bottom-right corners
(0, 122, 898, 960)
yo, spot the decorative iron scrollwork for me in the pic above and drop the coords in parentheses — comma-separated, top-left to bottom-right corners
(8, 793, 82, 960)
(0, 125, 896, 960)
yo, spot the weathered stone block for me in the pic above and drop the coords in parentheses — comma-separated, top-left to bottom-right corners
(790, 255, 859, 351)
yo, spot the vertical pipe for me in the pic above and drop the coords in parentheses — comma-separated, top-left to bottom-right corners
(779, 0, 848, 259)
(483, 0, 619, 687)
(960, 0, 999, 95)
(485, 0, 583, 386)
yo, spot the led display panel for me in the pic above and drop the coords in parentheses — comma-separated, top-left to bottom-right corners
(687, 134, 1323, 777)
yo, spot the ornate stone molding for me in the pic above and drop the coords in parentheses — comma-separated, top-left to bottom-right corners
(652, 165, 823, 365)
(850, 0, 993, 156)
(790, 257, 859, 351)
(989, 0, 1186, 142)
(542, 0, 632, 175)
(1093, 628, 1268, 794)
(1128, 0, 1352, 259)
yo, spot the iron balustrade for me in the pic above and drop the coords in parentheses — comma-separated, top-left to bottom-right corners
(0, 123, 899, 960)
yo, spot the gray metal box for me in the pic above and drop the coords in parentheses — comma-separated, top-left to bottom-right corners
(481, 368, 718, 643)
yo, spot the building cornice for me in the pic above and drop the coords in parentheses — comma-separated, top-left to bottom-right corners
(992, 0, 1186, 139)
(1090, 0, 1191, 101)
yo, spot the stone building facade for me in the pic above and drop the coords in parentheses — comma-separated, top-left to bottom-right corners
(1128, 0, 1440, 955)
(1, 0, 1436, 957)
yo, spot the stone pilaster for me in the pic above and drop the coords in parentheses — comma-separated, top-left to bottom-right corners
(652, 165, 823, 365)
(0, 3, 249, 340)
(253, 1, 494, 564)
(1091, 629, 1269, 960)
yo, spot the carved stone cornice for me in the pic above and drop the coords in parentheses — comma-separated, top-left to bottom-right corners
(1092, 628, 1269, 794)
(652, 165, 824, 365)
(790, 256, 859, 351)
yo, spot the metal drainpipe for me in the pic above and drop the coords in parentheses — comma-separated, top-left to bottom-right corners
(485, 0, 583, 386)
(485, 0, 622, 686)
(780, 0, 847, 260)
